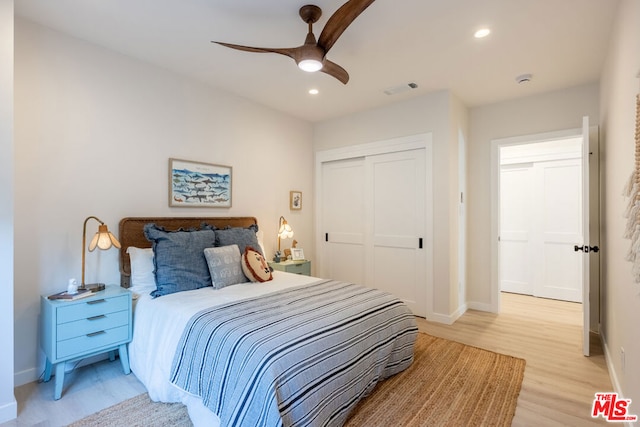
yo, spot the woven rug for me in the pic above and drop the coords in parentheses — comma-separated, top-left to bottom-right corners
(68, 333, 525, 427)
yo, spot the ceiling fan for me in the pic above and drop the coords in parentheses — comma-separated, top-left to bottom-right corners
(212, 0, 376, 84)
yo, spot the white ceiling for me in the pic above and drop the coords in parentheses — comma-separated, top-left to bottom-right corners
(15, 0, 619, 123)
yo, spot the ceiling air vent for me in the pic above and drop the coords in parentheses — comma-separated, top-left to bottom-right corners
(384, 82, 418, 96)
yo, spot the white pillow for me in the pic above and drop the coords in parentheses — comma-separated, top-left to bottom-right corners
(204, 245, 247, 289)
(126, 247, 156, 289)
(256, 229, 267, 258)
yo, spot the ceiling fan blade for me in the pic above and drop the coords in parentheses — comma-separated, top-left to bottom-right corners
(318, 0, 376, 53)
(213, 42, 298, 60)
(321, 60, 349, 84)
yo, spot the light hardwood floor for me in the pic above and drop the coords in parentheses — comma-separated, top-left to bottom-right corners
(2, 292, 612, 426)
(417, 293, 612, 426)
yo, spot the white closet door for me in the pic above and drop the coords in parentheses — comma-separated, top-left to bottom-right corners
(499, 159, 582, 301)
(320, 158, 366, 285)
(367, 149, 426, 316)
(499, 165, 534, 295)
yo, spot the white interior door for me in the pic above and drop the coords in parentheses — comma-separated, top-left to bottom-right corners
(320, 158, 366, 285)
(367, 149, 427, 316)
(534, 159, 583, 302)
(581, 116, 591, 357)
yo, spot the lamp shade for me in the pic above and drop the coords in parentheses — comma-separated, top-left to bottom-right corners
(278, 221, 294, 239)
(88, 224, 121, 251)
(277, 216, 294, 252)
(82, 216, 121, 290)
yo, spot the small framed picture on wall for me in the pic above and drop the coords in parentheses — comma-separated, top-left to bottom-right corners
(290, 191, 302, 210)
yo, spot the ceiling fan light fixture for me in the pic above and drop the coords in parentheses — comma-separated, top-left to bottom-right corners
(213, 1, 375, 84)
(298, 58, 324, 72)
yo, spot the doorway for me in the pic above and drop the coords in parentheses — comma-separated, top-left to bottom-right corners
(491, 122, 601, 356)
(499, 137, 583, 302)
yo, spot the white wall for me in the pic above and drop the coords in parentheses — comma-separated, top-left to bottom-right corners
(314, 90, 469, 322)
(13, 19, 314, 386)
(0, 0, 17, 423)
(467, 84, 599, 308)
(599, 0, 640, 408)
(449, 95, 469, 315)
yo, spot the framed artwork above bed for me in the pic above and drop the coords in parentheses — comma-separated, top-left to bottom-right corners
(169, 158, 232, 208)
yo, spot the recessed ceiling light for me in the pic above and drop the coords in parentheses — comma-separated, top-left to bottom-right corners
(309, 89, 319, 95)
(474, 28, 491, 38)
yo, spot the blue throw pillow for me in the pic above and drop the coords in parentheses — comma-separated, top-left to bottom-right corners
(205, 223, 263, 256)
(143, 223, 216, 297)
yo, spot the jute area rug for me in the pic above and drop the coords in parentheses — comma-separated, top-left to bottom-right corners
(68, 333, 525, 427)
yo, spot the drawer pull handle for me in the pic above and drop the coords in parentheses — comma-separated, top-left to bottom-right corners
(87, 315, 106, 321)
(87, 299, 106, 305)
(87, 331, 106, 337)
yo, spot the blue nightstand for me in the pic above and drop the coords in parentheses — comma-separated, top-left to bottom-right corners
(268, 260, 311, 276)
(40, 285, 132, 399)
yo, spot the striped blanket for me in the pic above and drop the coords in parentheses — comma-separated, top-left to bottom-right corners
(170, 279, 417, 427)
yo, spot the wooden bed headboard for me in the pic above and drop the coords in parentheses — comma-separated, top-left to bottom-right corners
(118, 216, 258, 288)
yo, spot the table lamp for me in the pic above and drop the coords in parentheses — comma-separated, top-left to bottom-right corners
(277, 216, 294, 253)
(81, 216, 121, 291)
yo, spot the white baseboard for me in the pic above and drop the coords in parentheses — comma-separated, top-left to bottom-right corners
(0, 398, 17, 424)
(14, 367, 38, 387)
(599, 326, 636, 427)
(600, 328, 623, 394)
(450, 303, 468, 322)
(427, 303, 468, 325)
(467, 301, 495, 312)
(15, 353, 111, 387)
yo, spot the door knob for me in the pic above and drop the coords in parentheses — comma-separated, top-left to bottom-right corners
(574, 245, 600, 253)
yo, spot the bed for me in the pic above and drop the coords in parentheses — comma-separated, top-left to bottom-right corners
(119, 216, 418, 427)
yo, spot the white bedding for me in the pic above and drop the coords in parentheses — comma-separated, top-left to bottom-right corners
(128, 271, 320, 426)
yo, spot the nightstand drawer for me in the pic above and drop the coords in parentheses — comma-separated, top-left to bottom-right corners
(57, 310, 129, 341)
(268, 260, 311, 276)
(57, 325, 129, 359)
(57, 295, 129, 324)
(285, 262, 310, 275)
